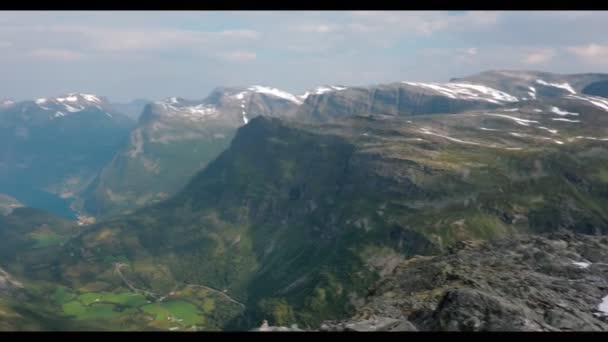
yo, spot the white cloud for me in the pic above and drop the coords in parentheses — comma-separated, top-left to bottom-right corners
(0, 41, 11, 48)
(349, 11, 500, 35)
(28, 48, 84, 61)
(8, 25, 260, 53)
(220, 51, 257, 62)
(523, 49, 555, 65)
(86, 28, 258, 52)
(568, 43, 608, 65)
(294, 24, 335, 33)
(466, 48, 478, 56)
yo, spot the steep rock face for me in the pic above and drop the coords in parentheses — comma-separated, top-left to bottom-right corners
(80, 103, 238, 218)
(327, 232, 608, 331)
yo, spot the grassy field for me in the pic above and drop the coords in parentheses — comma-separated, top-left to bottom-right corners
(43, 284, 244, 331)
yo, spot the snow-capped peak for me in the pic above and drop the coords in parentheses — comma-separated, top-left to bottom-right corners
(1, 99, 15, 107)
(298, 85, 348, 100)
(247, 85, 303, 104)
(535, 79, 576, 95)
(167, 96, 183, 105)
(29, 93, 109, 119)
(154, 97, 220, 121)
(36, 93, 103, 106)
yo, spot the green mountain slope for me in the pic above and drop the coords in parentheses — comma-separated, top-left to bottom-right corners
(48, 101, 608, 329)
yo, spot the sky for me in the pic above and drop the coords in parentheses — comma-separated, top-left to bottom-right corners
(1, 11, 608, 102)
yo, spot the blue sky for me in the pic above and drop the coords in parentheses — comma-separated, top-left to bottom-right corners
(1, 11, 608, 102)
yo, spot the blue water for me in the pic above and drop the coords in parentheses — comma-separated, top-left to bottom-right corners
(0, 185, 78, 220)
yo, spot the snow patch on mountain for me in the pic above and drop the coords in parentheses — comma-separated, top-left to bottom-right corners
(240, 97, 248, 124)
(537, 126, 558, 134)
(574, 136, 608, 141)
(528, 86, 537, 99)
(599, 295, 608, 316)
(571, 261, 591, 269)
(158, 100, 220, 121)
(168, 97, 181, 105)
(484, 113, 539, 126)
(248, 85, 302, 104)
(298, 85, 348, 100)
(27, 93, 110, 119)
(403, 82, 518, 104)
(552, 118, 581, 123)
(535, 79, 576, 94)
(550, 106, 579, 116)
(1, 99, 15, 108)
(64, 104, 84, 113)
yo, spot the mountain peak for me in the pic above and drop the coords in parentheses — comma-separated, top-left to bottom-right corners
(24, 93, 114, 119)
(298, 85, 348, 100)
(35, 93, 105, 106)
(1, 98, 15, 108)
(246, 85, 302, 104)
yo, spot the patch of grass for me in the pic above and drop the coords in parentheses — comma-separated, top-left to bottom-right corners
(78, 303, 122, 321)
(596, 167, 608, 183)
(62, 299, 124, 321)
(29, 231, 64, 248)
(141, 300, 204, 326)
(78, 292, 148, 307)
(53, 286, 75, 304)
(62, 301, 86, 317)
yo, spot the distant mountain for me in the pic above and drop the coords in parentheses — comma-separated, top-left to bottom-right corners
(293, 82, 517, 123)
(81, 86, 303, 218)
(110, 99, 152, 121)
(294, 70, 608, 123)
(0, 93, 135, 218)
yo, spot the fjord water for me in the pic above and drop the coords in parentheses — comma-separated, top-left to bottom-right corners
(0, 183, 77, 220)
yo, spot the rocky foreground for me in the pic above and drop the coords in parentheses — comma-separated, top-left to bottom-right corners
(254, 232, 608, 331)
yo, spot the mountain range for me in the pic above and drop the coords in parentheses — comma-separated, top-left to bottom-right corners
(1, 70, 608, 331)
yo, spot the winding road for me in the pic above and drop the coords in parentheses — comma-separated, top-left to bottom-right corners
(113, 262, 246, 308)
